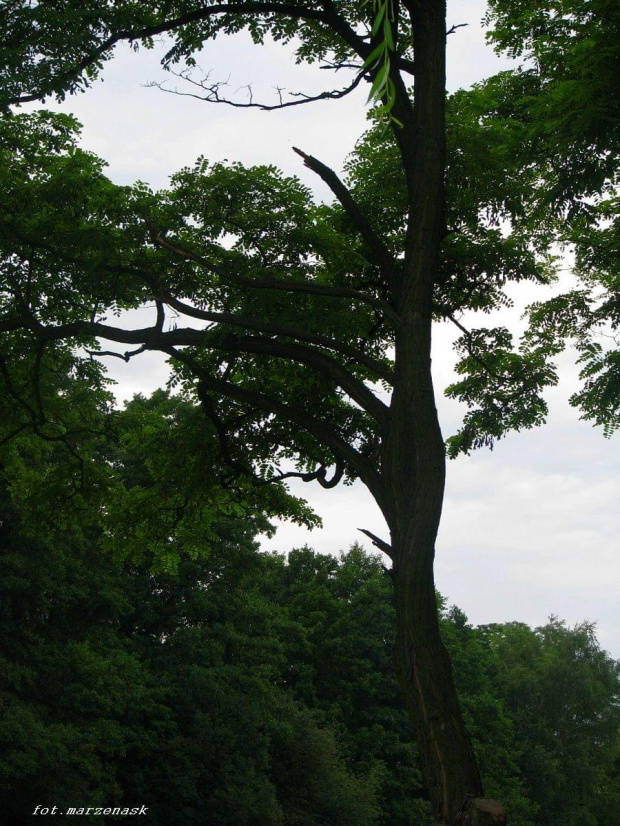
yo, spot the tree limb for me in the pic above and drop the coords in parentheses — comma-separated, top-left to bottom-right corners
(358, 527, 393, 558)
(166, 346, 384, 495)
(2, 224, 395, 382)
(151, 66, 366, 111)
(292, 146, 400, 293)
(4, 308, 388, 422)
(201, 333, 389, 424)
(160, 292, 394, 383)
(146, 221, 397, 319)
(198, 382, 345, 488)
(8, 3, 331, 106)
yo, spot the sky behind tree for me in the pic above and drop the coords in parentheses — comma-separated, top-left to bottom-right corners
(20, 0, 620, 656)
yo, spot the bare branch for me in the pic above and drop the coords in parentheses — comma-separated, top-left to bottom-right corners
(87, 346, 148, 362)
(8, 3, 333, 106)
(292, 147, 400, 293)
(358, 527, 393, 558)
(446, 23, 468, 37)
(150, 65, 366, 111)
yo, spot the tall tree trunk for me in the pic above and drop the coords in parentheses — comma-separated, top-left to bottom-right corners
(381, 318, 506, 824)
(379, 5, 507, 816)
(385, 333, 497, 823)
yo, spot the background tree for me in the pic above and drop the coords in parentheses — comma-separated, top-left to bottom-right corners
(480, 619, 620, 826)
(0, 397, 380, 826)
(2, 404, 618, 823)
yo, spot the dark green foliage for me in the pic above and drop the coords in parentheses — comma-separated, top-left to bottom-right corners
(458, 0, 620, 438)
(480, 619, 620, 826)
(486, 0, 620, 204)
(258, 546, 433, 825)
(0, 110, 386, 495)
(439, 604, 537, 826)
(1, 3, 619, 822)
(0, 484, 165, 823)
(0, 1, 380, 110)
(0, 474, 379, 825)
(2, 414, 617, 825)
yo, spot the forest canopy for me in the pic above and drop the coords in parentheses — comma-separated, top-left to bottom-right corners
(1, 406, 619, 824)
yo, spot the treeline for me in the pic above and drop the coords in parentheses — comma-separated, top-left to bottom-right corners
(1, 394, 619, 825)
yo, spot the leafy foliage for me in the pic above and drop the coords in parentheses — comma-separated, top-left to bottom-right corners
(480, 618, 620, 826)
(2, 425, 618, 824)
(0, 413, 378, 825)
(0, 110, 388, 495)
(472, 0, 620, 437)
(0, 0, 408, 110)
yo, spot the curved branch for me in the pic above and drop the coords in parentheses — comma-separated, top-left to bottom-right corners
(2, 311, 385, 491)
(6, 309, 387, 421)
(161, 293, 394, 383)
(167, 346, 384, 495)
(320, 0, 376, 62)
(199, 380, 345, 488)
(1, 225, 395, 384)
(202, 333, 389, 424)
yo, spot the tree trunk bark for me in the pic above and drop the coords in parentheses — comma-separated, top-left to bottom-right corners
(374, 2, 507, 818)
(380, 319, 505, 825)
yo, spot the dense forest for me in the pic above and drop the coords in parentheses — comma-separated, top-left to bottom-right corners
(1, 393, 619, 824)
(1, 0, 619, 823)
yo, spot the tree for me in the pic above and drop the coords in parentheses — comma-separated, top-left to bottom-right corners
(2, 388, 618, 823)
(480, 618, 620, 826)
(0, 401, 381, 826)
(456, 0, 620, 437)
(1, 2, 617, 822)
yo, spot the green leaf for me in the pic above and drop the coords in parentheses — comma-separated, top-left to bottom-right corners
(371, 1, 387, 36)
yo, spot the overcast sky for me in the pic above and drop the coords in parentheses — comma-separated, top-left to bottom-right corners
(25, 0, 620, 656)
